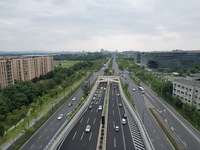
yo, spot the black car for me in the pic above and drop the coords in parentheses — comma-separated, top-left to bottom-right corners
(123, 113, 127, 118)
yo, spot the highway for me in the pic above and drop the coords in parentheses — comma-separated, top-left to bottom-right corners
(106, 82, 135, 150)
(20, 60, 108, 150)
(113, 56, 200, 149)
(20, 88, 84, 150)
(125, 76, 174, 150)
(112, 57, 173, 149)
(142, 83, 200, 149)
(58, 82, 107, 150)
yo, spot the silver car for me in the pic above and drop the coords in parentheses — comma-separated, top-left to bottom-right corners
(57, 114, 64, 120)
(115, 126, 119, 132)
(85, 125, 91, 132)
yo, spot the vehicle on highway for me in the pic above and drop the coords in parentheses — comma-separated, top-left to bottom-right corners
(122, 118, 126, 125)
(72, 97, 76, 101)
(133, 88, 136, 91)
(138, 86, 145, 94)
(115, 126, 119, 132)
(68, 102, 72, 107)
(85, 125, 91, 132)
(57, 114, 64, 120)
(88, 105, 93, 109)
(117, 93, 120, 96)
(123, 113, 127, 118)
(98, 105, 102, 111)
(119, 103, 123, 107)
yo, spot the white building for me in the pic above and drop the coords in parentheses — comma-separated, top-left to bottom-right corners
(173, 78, 200, 110)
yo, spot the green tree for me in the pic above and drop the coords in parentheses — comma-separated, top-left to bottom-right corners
(193, 110, 200, 127)
(11, 116, 18, 128)
(182, 103, 195, 119)
(0, 122, 5, 138)
(186, 69, 191, 76)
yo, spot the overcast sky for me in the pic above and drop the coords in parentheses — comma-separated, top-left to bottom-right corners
(0, 0, 200, 52)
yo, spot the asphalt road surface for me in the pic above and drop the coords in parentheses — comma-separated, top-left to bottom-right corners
(106, 83, 135, 150)
(58, 82, 107, 150)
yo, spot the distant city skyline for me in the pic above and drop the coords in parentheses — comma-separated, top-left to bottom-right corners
(0, 0, 200, 52)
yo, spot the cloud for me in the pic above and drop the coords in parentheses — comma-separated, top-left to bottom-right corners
(0, 0, 200, 51)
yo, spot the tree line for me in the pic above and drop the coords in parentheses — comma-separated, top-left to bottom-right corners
(0, 61, 94, 135)
(54, 52, 106, 61)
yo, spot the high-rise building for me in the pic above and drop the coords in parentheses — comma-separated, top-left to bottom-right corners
(0, 55, 54, 89)
(0, 57, 14, 89)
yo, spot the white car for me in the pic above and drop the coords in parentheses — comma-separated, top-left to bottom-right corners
(57, 114, 64, 120)
(122, 118, 126, 125)
(98, 105, 103, 111)
(133, 88, 136, 91)
(85, 125, 91, 132)
(72, 97, 76, 101)
(68, 102, 72, 107)
(115, 126, 119, 132)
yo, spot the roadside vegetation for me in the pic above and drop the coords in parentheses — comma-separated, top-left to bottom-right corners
(120, 79, 135, 108)
(0, 54, 108, 148)
(117, 55, 200, 131)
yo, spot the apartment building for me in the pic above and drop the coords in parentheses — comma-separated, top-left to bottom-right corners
(0, 57, 14, 89)
(0, 55, 54, 89)
(172, 78, 200, 110)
